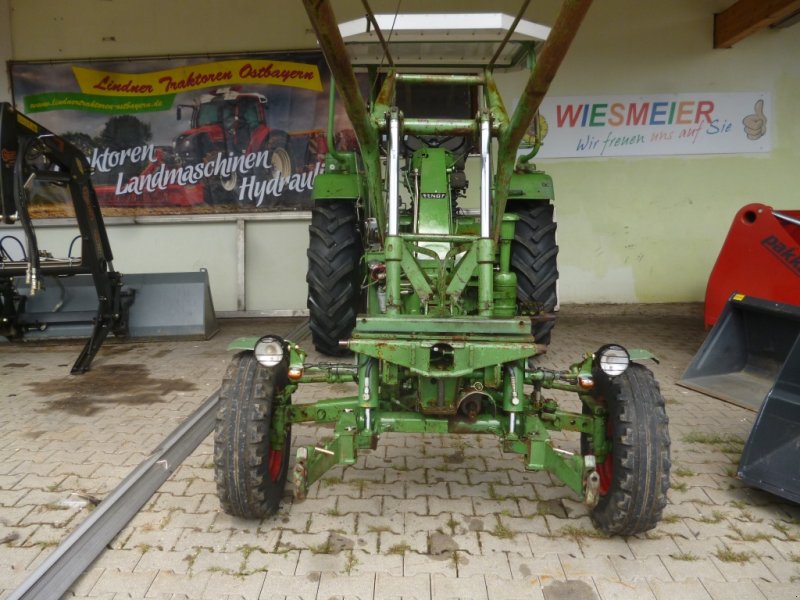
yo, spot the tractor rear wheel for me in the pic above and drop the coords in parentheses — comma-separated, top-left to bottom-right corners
(214, 352, 292, 518)
(264, 131, 292, 180)
(307, 200, 363, 356)
(508, 201, 558, 345)
(582, 364, 671, 535)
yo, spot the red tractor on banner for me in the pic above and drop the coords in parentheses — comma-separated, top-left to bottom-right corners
(175, 87, 294, 204)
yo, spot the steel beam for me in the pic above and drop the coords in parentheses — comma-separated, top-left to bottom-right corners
(8, 391, 221, 600)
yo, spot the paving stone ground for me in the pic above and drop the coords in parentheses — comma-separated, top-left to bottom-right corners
(1, 305, 799, 600)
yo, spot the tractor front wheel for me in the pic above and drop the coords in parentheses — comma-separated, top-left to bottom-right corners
(214, 352, 292, 518)
(584, 364, 671, 535)
(306, 200, 363, 356)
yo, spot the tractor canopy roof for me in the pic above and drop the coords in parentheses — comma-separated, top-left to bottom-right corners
(338, 12, 550, 70)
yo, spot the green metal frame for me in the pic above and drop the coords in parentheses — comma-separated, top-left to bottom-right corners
(228, 336, 624, 503)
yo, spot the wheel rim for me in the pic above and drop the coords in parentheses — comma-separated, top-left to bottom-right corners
(597, 454, 612, 496)
(271, 148, 292, 179)
(267, 447, 283, 482)
(597, 419, 613, 496)
(220, 172, 237, 192)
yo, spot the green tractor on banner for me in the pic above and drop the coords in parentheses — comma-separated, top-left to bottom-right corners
(213, 0, 671, 535)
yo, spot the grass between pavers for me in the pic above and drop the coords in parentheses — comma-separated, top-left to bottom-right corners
(714, 543, 755, 563)
(771, 520, 800, 541)
(727, 524, 773, 542)
(683, 432, 745, 455)
(670, 551, 699, 561)
(385, 542, 411, 555)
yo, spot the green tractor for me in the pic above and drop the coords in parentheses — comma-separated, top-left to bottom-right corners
(213, 0, 670, 535)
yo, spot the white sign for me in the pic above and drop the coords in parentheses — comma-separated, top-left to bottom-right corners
(530, 92, 771, 159)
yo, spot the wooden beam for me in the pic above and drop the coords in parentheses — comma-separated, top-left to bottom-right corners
(714, 0, 800, 48)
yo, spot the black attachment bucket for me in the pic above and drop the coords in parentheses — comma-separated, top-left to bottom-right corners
(7, 270, 219, 341)
(679, 295, 800, 412)
(738, 344, 800, 503)
(679, 294, 800, 503)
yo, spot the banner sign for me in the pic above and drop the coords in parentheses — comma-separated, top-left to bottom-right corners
(534, 92, 772, 158)
(11, 52, 354, 218)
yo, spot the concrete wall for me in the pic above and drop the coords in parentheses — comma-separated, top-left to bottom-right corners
(530, 1, 800, 303)
(4, 0, 799, 310)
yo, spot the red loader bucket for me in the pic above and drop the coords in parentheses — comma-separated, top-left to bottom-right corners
(704, 203, 800, 329)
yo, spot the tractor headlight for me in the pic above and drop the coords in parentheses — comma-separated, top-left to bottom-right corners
(595, 344, 630, 377)
(254, 336, 285, 367)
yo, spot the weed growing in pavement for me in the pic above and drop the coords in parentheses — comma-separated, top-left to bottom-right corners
(238, 544, 262, 561)
(727, 524, 772, 542)
(736, 509, 763, 523)
(386, 542, 411, 555)
(492, 522, 516, 540)
(671, 480, 689, 493)
(207, 564, 260, 579)
(670, 551, 699, 561)
(446, 516, 459, 535)
(714, 544, 753, 563)
(308, 539, 334, 554)
(487, 482, 510, 501)
(674, 466, 695, 477)
(183, 549, 200, 572)
(234, 544, 267, 578)
(348, 479, 369, 494)
(661, 514, 681, 524)
(367, 525, 393, 534)
(771, 520, 799, 541)
(699, 510, 728, 524)
(683, 432, 745, 455)
(274, 541, 299, 555)
(344, 550, 359, 575)
(556, 525, 608, 541)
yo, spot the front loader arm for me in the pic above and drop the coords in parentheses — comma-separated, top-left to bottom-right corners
(493, 0, 593, 241)
(0, 102, 128, 373)
(302, 0, 386, 239)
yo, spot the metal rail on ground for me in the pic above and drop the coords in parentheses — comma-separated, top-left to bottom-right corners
(8, 319, 310, 600)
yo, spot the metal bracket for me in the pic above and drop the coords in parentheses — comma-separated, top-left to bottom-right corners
(583, 455, 600, 507)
